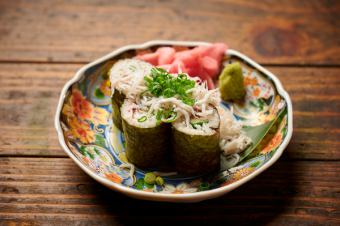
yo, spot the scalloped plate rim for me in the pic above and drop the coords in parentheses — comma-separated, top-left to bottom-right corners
(55, 40, 293, 202)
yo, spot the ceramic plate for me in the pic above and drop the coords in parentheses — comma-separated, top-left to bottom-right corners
(55, 40, 293, 202)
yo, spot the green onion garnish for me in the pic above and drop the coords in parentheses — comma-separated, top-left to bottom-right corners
(137, 116, 147, 122)
(128, 65, 137, 72)
(144, 67, 196, 106)
(190, 119, 209, 129)
(155, 109, 178, 125)
(161, 111, 177, 123)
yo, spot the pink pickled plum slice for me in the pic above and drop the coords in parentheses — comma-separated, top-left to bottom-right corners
(137, 43, 227, 89)
(200, 56, 219, 78)
(136, 52, 159, 66)
(157, 47, 176, 65)
(201, 43, 227, 63)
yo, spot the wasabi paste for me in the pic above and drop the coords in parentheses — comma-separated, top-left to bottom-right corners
(219, 62, 246, 101)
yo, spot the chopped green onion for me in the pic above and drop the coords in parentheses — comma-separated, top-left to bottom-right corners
(128, 65, 137, 72)
(144, 67, 195, 106)
(155, 109, 178, 124)
(137, 116, 147, 122)
(156, 110, 163, 125)
(155, 176, 164, 186)
(190, 119, 209, 129)
(161, 111, 177, 123)
(144, 172, 156, 184)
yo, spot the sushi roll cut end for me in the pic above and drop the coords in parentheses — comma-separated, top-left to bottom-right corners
(121, 99, 171, 169)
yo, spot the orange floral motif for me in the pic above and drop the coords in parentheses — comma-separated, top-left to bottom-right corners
(105, 172, 123, 184)
(260, 113, 287, 154)
(261, 133, 283, 154)
(61, 88, 110, 144)
(252, 87, 261, 97)
(222, 167, 255, 186)
(232, 167, 255, 180)
(71, 89, 93, 120)
(62, 89, 92, 120)
(68, 117, 95, 144)
(244, 76, 257, 86)
(91, 105, 110, 125)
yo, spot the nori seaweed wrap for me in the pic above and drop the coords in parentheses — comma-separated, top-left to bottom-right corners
(172, 107, 221, 175)
(110, 59, 152, 130)
(111, 89, 125, 130)
(121, 99, 171, 169)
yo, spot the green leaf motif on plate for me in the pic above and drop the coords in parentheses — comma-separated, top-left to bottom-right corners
(239, 107, 286, 164)
(250, 160, 261, 168)
(95, 134, 106, 147)
(95, 88, 105, 99)
(80, 146, 95, 160)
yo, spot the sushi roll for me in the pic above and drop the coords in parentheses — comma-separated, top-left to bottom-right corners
(172, 106, 221, 175)
(109, 59, 152, 130)
(120, 99, 171, 169)
(139, 67, 222, 174)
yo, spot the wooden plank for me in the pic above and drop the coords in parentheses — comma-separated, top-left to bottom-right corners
(0, 0, 339, 64)
(269, 67, 340, 160)
(0, 63, 339, 159)
(0, 63, 76, 157)
(0, 157, 339, 225)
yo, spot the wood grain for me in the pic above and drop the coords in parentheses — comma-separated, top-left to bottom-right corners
(0, 63, 339, 159)
(0, 157, 339, 225)
(0, 0, 339, 65)
(0, 1, 339, 224)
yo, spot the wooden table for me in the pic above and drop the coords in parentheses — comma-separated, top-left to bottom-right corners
(0, 0, 339, 225)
